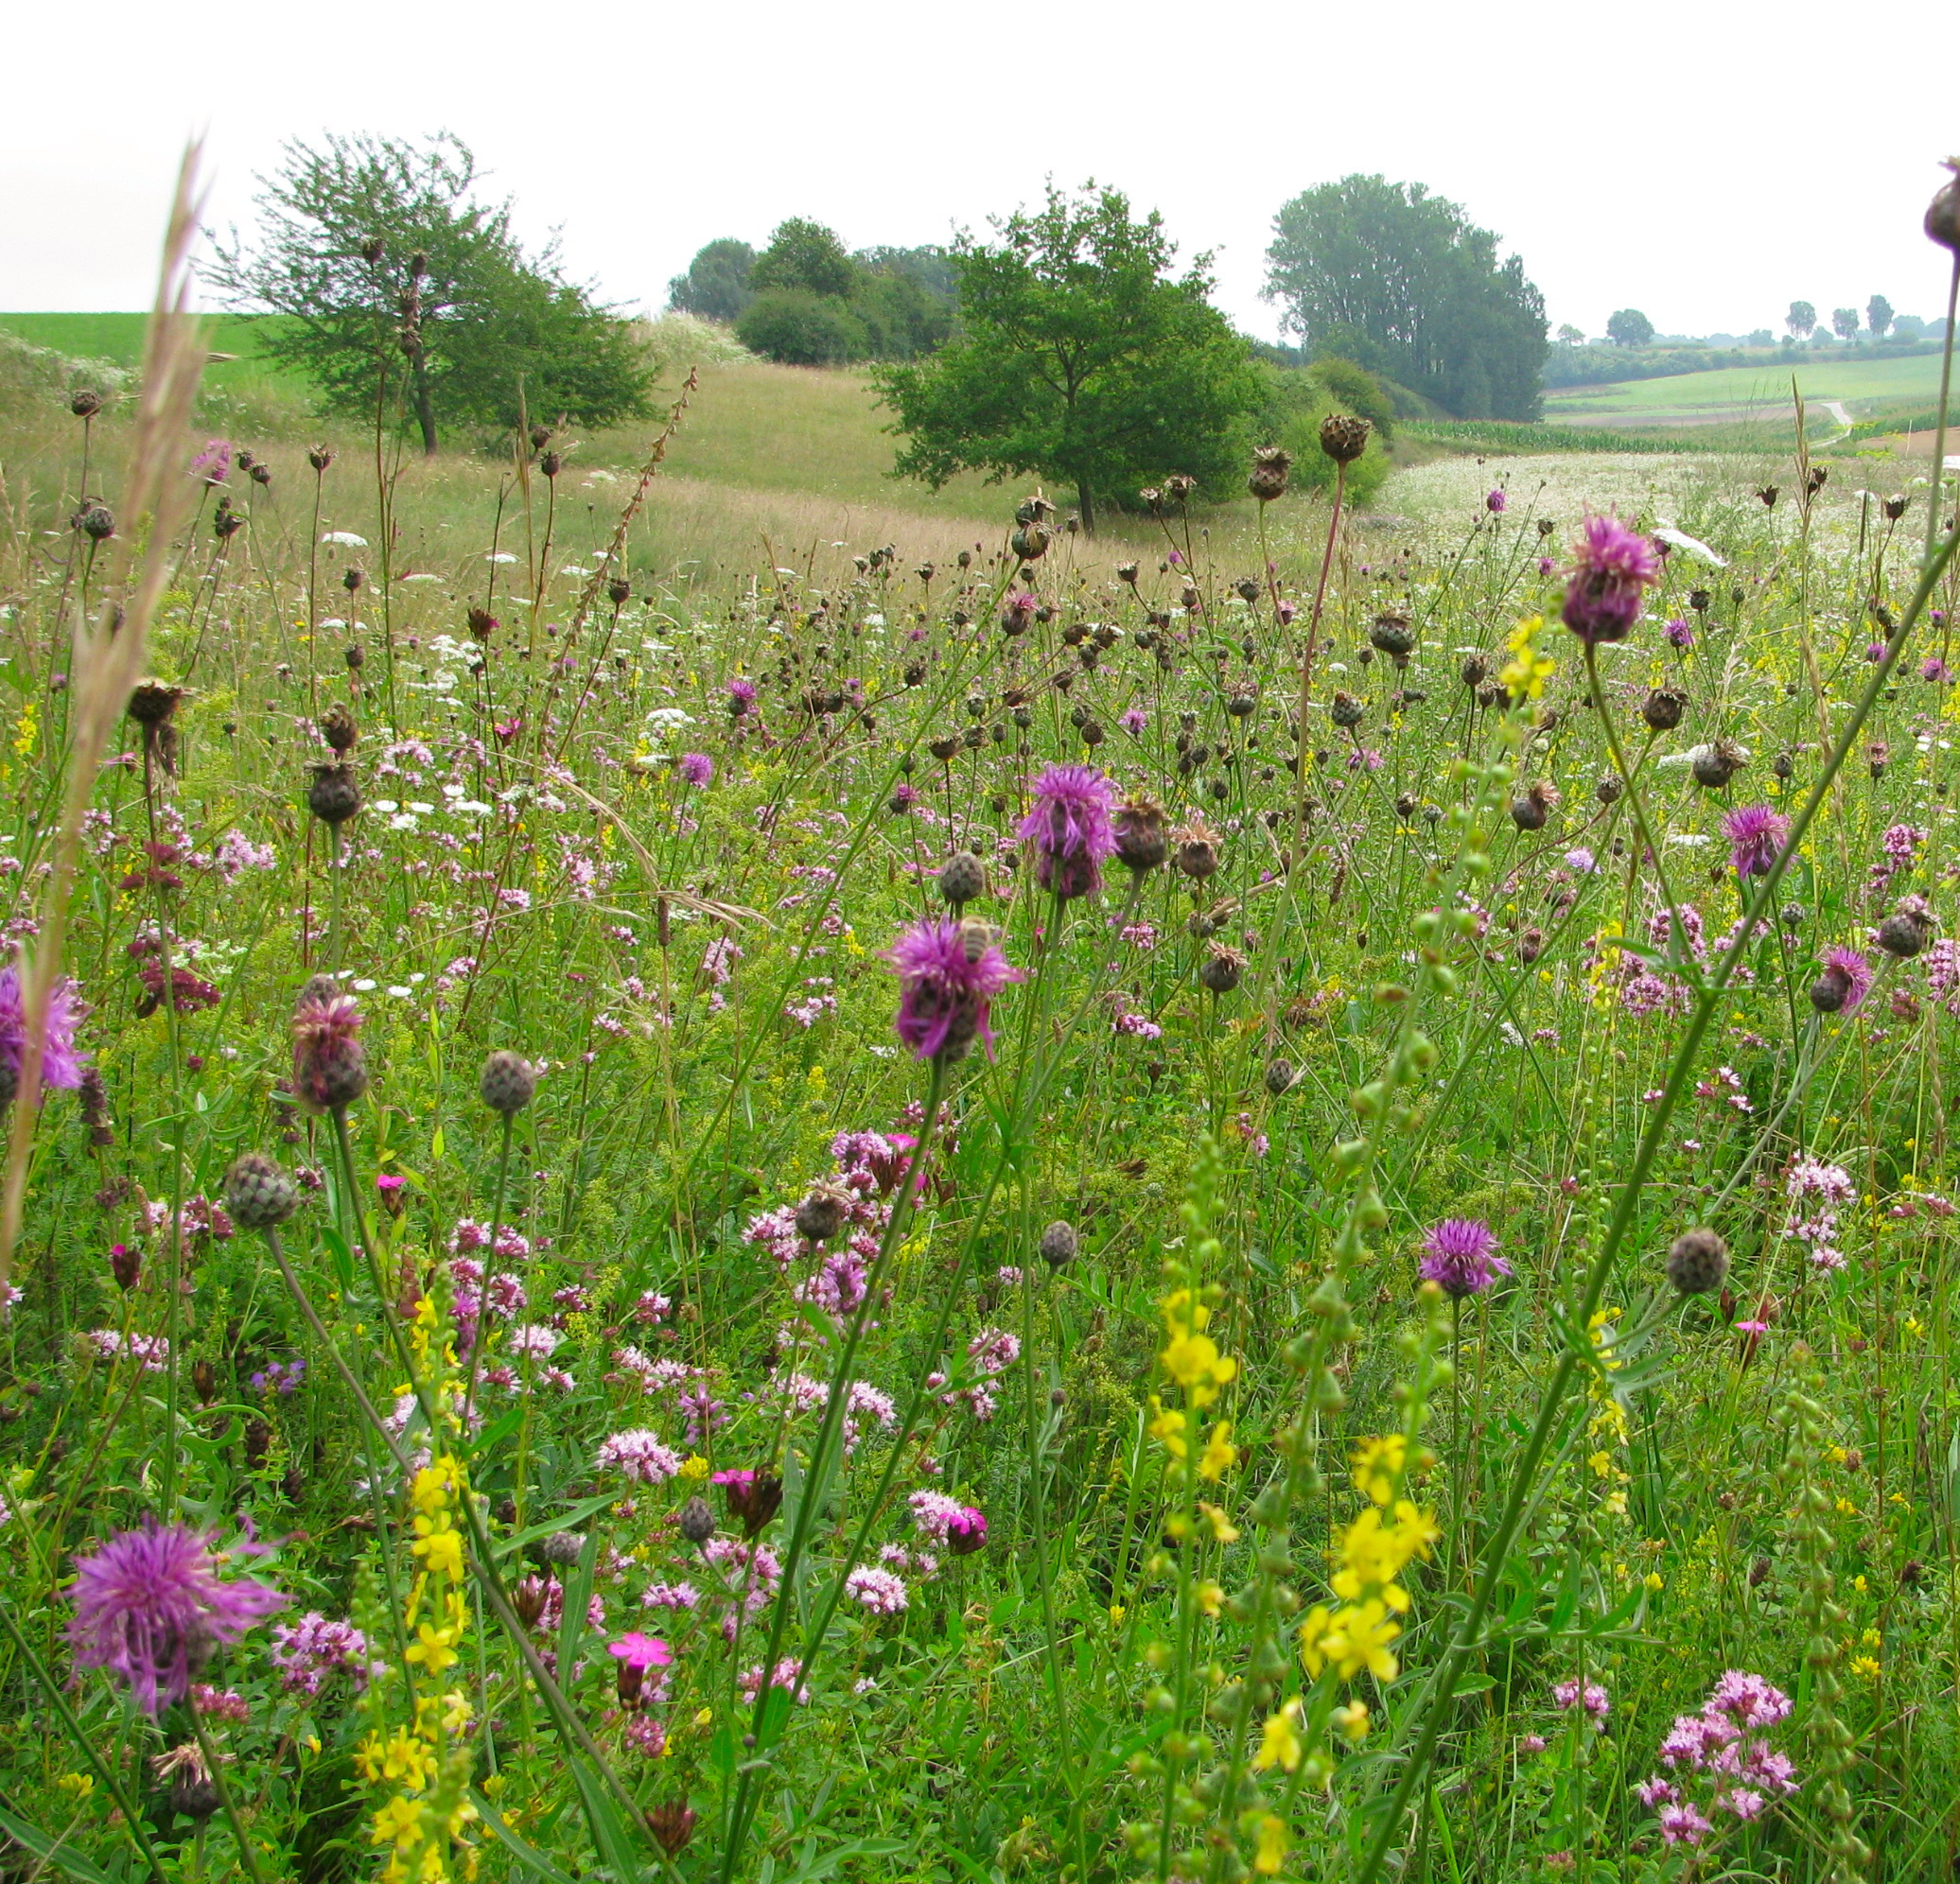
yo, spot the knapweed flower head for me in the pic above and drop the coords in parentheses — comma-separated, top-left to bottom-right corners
(1722, 803, 1791, 878)
(1018, 763, 1117, 900)
(676, 752, 714, 788)
(190, 439, 233, 485)
(885, 916, 1023, 1064)
(1664, 616, 1694, 649)
(67, 1520, 287, 1714)
(726, 676, 757, 715)
(1419, 1217, 1510, 1298)
(290, 974, 368, 1112)
(1561, 515, 1658, 646)
(1485, 488, 1507, 514)
(1811, 946, 1872, 1016)
(0, 963, 88, 1103)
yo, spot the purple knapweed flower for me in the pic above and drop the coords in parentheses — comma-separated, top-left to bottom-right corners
(1560, 515, 1659, 646)
(676, 753, 714, 788)
(0, 963, 89, 1100)
(726, 677, 758, 716)
(190, 440, 233, 486)
(67, 1520, 287, 1715)
(1419, 1217, 1511, 1298)
(1018, 763, 1117, 900)
(885, 917, 1023, 1064)
(1816, 946, 1873, 1015)
(1486, 489, 1508, 514)
(1721, 804, 1791, 878)
(1119, 707, 1150, 736)
(1920, 656, 1951, 683)
(1664, 617, 1694, 650)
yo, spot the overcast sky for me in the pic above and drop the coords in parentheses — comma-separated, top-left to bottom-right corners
(6, 0, 1956, 344)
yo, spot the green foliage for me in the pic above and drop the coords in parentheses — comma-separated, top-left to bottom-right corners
(205, 131, 655, 451)
(1787, 299, 1817, 339)
(878, 182, 1264, 531)
(735, 288, 868, 365)
(1604, 306, 1654, 347)
(1264, 174, 1548, 422)
(1251, 360, 1392, 505)
(1868, 293, 1894, 338)
(666, 237, 756, 323)
(750, 216, 860, 301)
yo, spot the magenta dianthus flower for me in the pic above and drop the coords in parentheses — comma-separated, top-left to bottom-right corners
(1419, 1217, 1510, 1298)
(1018, 764, 1117, 900)
(1721, 804, 1791, 878)
(0, 964, 89, 1101)
(68, 1520, 286, 1715)
(944, 1507, 988, 1557)
(1560, 515, 1658, 646)
(885, 917, 1023, 1064)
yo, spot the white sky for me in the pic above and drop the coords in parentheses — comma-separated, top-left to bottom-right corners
(5, 0, 1955, 344)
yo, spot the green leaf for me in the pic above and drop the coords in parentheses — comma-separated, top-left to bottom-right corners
(470, 1793, 582, 1884)
(491, 1492, 616, 1561)
(0, 1808, 119, 1884)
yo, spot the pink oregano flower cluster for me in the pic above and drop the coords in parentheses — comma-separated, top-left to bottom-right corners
(1636, 1670, 1798, 1846)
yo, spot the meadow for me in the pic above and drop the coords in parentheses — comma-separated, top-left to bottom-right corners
(1, 222, 1959, 1884)
(1543, 349, 1952, 432)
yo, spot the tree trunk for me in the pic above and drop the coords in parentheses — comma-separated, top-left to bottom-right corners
(411, 357, 439, 457)
(1076, 479, 1095, 536)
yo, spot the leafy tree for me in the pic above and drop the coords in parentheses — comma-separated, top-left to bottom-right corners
(1251, 362, 1391, 507)
(1605, 308, 1654, 347)
(1866, 294, 1894, 339)
(667, 239, 756, 323)
(878, 183, 1263, 532)
(1786, 300, 1817, 340)
(1556, 323, 1585, 345)
(735, 291, 867, 365)
(206, 132, 652, 454)
(750, 218, 859, 301)
(1262, 175, 1547, 421)
(1831, 306, 1861, 342)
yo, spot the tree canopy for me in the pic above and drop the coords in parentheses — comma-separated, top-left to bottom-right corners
(1605, 308, 1654, 347)
(878, 183, 1263, 532)
(206, 132, 653, 453)
(1262, 175, 1547, 422)
(667, 239, 756, 323)
(1786, 300, 1817, 340)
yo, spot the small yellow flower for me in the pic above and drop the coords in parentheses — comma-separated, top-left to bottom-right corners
(370, 1795, 425, 1849)
(1196, 1579, 1224, 1618)
(1253, 1813, 1290, 1875)
(1333, 1701, 1371, 1742)
(55, 1772, 94, 1802)
(405, 1622, 460, 1677)
(1253, 1702, 1304, 1774)
(679, 1454, 710, 1481)
(1644, 1572, 1665, 1593)
(1850, 1654, 1881, 1680)
(1197, 1501, 1240, 1544)
(1350, 1434, 1407, 1507)
(1199, 1422, 1237, 1482)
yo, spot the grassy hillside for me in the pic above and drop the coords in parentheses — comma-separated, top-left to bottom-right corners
(1545, 348, 1951, 427)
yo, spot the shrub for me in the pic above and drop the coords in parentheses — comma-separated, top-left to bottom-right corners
(737, 290, 869, 366)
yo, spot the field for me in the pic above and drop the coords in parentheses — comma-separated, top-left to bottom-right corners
(1, 285, 1960, 1884)
(1545, 349, 1953, 431)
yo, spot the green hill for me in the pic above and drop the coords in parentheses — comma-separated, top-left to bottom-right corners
(1545, 349, 1951, 428)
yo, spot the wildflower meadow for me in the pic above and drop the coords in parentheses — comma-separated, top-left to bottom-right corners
(4, 155, 1960, 1884)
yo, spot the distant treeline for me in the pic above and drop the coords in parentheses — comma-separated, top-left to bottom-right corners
(1545, 335, 1951, 390)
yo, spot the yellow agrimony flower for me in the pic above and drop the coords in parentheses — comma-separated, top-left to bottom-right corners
(1199, 1422, 1237, 1481)
(1499, 614, 1555, 703)
(1253, 1701, 1305, 1773)
(405, 1622, 460, 1676)
(370, 1795, 425, 1848)
(1253, 1813, 1290, 1875)
(1350, 1434, 1407, 1507)
(1197, 1501, 1239, 1544)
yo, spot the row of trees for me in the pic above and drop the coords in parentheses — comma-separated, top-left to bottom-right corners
(1568, 295, 1934, 351)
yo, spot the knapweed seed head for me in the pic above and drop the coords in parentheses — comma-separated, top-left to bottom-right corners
(1666, 1228, 1730, 1295)
(1248, 445, 1292, 501)
(1039, 1220, 1079, 1269)
(480, 1049, 537, 1116)
(1112, 796, 1170, 876)
(937, 851, 987, 908)
(306, 762, 361, 828)
(223, 1152, 300, 1230)
(1319, 413, 1372, 464)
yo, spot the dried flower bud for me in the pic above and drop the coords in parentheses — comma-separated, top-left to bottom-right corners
(307, 445, 334, 472)
(1690, 739, 1746, 790)
(678, 1496, 716, 1544)
(70, 388, 103, 419)
(1318, 413, 1372, 464)
(480, 1050, 537, 1116)
(647, 1804, 699, 1855)
(1113, 797, 1169, 876)
(1264, 1057, 1295, 1096)
(937, 852, 987, 908)
(1666, 1228, 1729, 1295)
(1038, 1220, 1079, 1268)
(1925, 158, 1960, 254)
(1247, 445, 1292, 502)
(1642, 687, 1687, 731)
(794, 1182, 853, 1245)
(1330, 691, 1366, 729)
(321, 702, 358, 754)
(1877, 904, 1934, 959)
(1199, 946, 1245, 995)
(306, 763, 361, 828)
(224, 1152, 301, 1230)
(1368, 612, 1416, 660)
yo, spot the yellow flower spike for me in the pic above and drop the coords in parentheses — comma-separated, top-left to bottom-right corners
(1252, 1701, 1305, 1773)
(1298, 1605, 1334, 1679)
(1198, 1502, 1240, 1544)
(1253, 1813, 1290, 1875)
(1349, 1434, 1407, 1506)
(1199, 1422, 1237, 1481)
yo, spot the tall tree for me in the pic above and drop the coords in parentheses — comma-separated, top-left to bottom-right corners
(1262, 175, 1547, 421)
(1831, 306, 1861, 342)
(1605, 308, 1654, 347)
(1786, 300, 1817, 340)
(667, 239, 756, 323)
(206, 132, 651, 452)
(878, 183, 1262, 532)
(1866, 294, 1894, 339)
(750, 218, 860, 300)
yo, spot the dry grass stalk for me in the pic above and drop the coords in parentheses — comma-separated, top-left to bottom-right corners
(0, 144, 210, 1287)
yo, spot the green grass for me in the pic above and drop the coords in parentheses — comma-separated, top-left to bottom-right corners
(1544, 348, 1951, 427)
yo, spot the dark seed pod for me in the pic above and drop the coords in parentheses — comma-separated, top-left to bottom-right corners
(342, 566, 365, 594)
(1009, 523, 1049, 563)
(1247, 445, 1292, 502)
(1641, 687, 1687, 731)
(1330, 691, 1366, 728)
(481, 1050, 537, 1116)
(1780, 903, 1803, 929)
(647, 1805, 699, 1856)
(1866, 741, 1888, 781)
(1773, 751, 1795, 780)
(538, 451, 562, 480)
(307, 444, 334, 472)
(1264, 1057, 1295, 1096)
(1876, 905, 1934, 959)
(1689, 587, 1711, 615)
(607, 576, 632, 607)
(1113, 798, 1169, 876)
(540, 1530, 585, 1567)
(512, 1575, 550, 1627)
(1510, 781, 1558, 832)
(678, 1496, 716, 1544)
(1394, 792, 1417, 821)
(1809, 964, 1853, 1013)
(1318, 413, 1371, 464)
(127, 680, 183, 727)
(1519, 926, 1546, 965)
(794, 1182, 853, 1245)
(1368, 612, 1416, 661)
(1199, 946, 1245, 995)
(223, 1152, 300, 1230)
(1883, 493, 1909, 522)
(1595, 774, 1623, 806)
(76, 501, 115, 541)
(1174, 820, 1220, 881)
(306, 763, 361, 827)
(70, 388, 103, 419)
(321, 702, 358, 754)
(169, 1765, 220, 1823)
(1666, 1228, 1729, 1295)
(1460, 654, 1489, 689)
(937, 852, 987, 907)
(1038, 1220, 1079, 1268)
(1690, 740, 1746, 790)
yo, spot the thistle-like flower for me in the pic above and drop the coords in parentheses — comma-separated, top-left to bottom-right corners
(67, 1521, 286, 1715)
(1418, 1218, 1510, 1298)
(1560, 515, 1658, 646)
(0, 963, 88, 1106)
(291, 975, 368, 1112)
(886, 918, 1023, 1064)
(1722, 804, 1791, 878)
(1018, 764, 1117, 901)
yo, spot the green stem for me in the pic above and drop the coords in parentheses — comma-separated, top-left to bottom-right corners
(188, 1692, 274, 1884)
